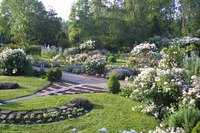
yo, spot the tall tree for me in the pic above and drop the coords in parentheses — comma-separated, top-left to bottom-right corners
(0, 0, 62, 45)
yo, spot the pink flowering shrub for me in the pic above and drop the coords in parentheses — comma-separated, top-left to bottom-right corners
(127, 57, 159, 69)
(76, 53, 88, 62)
(182, 75, 200, 107)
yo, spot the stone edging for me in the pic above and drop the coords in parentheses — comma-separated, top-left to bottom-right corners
(0, 102, 91, 125)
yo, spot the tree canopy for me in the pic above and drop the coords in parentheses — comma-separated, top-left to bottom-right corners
(0, 0, 62, 45)
(68, 0, 200, 50)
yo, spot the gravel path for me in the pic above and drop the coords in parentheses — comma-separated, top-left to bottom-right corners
(33, 66, 108, 88)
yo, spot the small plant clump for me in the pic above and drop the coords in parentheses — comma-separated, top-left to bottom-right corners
(106, 75, 120, 94)
(108, 54, 117, 63)
(44, 67, 62, 82)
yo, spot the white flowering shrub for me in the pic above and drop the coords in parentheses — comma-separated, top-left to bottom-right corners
(130, 68, 158, 102)
(72, 127, 184, 133)
(132, 102, 160, 118)
(156, 68, 190, 104)
(0, 48, 32, 75)
(82, 55, 107, 74)
(149, 35, 200, 48)
(159, 45, 185, 69)
(79, 39, 95, 51)
(131, 42, 157, 57)
(146, 51, 165, 60)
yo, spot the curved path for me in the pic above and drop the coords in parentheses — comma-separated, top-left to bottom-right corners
(0, 67, 127, 105)
(0, 67, 108, 105)
(33, 66, 108, 88)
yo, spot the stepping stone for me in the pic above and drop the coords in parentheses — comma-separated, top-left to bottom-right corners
(0, 110, 11, 114)
(58, 106, 68, 110)
(47, 109, 57, 112)
(67, 103, 76, 108)
(32, 110, 43, 114)
(17, 111, 27, 115)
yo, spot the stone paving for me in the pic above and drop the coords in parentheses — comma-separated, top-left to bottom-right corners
(36, 80, 107, 96)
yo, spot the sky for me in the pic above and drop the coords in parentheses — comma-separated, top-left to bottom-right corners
(39, 0, 78, 21)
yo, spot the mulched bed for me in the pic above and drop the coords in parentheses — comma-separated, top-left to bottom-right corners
(0, 98, 92, 125)
(0, 83, 19, 90)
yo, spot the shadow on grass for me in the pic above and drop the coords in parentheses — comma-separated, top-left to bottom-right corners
(93, 104, 104, 110)
(0, 102, 22, 110)
(17, 86, 29, 90)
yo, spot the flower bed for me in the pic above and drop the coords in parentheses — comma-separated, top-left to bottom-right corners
(0, 98, 92, 125)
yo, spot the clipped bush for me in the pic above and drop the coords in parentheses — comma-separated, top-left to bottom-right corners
(106, 75, 120, 94)
(53, 67, 62, 81)
(0, 48, 32, 76)
(45, 67, 62, 82)
(192, 121, 200, 133)
(108, 54, 117, 63)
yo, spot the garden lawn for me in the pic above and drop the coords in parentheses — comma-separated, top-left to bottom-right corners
(0, 76, 50, 102)
(0, 93, 160, 133)
(107, 59, 128, 68)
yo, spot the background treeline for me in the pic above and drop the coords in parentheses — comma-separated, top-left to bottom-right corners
(0, 0, 199, 51)
(67, 0, 200, 50)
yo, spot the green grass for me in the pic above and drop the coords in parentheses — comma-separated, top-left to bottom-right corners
(0, 76, 50, 102)
(107, 59, 128, 68)
(59, 65, 67, 71)
(0, 93, 159, 133)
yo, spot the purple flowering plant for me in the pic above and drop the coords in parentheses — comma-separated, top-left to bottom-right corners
(107, 69, 133, 80)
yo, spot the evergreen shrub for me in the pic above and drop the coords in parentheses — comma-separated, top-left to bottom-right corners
(106, 75, 120, 94)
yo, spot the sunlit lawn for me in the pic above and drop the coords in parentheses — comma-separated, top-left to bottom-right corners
(0, 93, 159, 133)
(0, 76, 50, 102)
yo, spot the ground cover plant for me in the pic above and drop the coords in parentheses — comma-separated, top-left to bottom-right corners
(0, 76, 50, 102)
(0, 93, 159, 133)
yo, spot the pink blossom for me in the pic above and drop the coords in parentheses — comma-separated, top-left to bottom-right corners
(164, 82, 168, 85)
(191, 75, 198, 81)
(183, 98, 188, 102)
(196, 94, 200, 98)
(190, 99, 196, 104)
